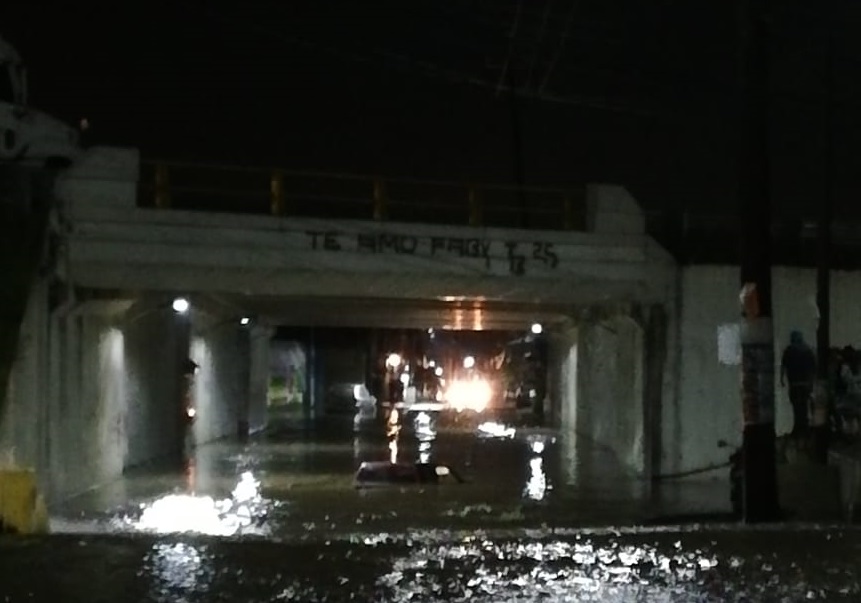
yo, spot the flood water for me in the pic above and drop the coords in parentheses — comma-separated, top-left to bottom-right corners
(48, 407, 731, 537)
(2, 408, 857, 601)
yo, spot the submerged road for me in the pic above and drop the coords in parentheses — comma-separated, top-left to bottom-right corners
(2, 409, 852, 601)
(47, 409, 733, 537)
(2, 526, 860, 601)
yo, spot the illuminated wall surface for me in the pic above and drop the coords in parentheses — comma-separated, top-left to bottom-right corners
(666, 265, 861, 476)
(0, 285, 266, 501)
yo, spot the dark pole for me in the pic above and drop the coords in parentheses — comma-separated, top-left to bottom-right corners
(738, 0, 780, 522)
(506, 69, 529, 228)
(814, 6, 834, 463)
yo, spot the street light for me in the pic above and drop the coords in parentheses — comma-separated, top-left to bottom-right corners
(240, 317, 250, 326)
(463, 355, 476, 369)
(531, 322, 543, 335)
(386, 353, 402, 369)
(172, 297, 190, 314)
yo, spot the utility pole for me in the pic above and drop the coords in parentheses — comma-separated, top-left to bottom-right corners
(813, 5, 835, 463)
(738, 0, 780, 522)
(507, 69, 529, 229)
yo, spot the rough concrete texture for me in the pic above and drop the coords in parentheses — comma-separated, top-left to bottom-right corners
(547, 324, 578, 480)
(189, 315, 250, 445)
(585, 183, 646, 235)
(3, 287, 191, 500)
(60, 152, 675, 308)
(122, 300, 189, 469)
(549, 315, 645, 475)
(248, 326, 273, 434)
(665, 265, 861, 477)
(0, 165, 55, 429)
(574, 313, 645, 475)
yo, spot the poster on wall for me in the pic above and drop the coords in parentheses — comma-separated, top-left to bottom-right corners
(717, 323, 742, 366)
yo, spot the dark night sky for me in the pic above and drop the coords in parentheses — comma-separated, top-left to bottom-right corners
(4, 0, 860, 219)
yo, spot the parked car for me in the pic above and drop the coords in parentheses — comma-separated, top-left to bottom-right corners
(354, 461, 464, 488)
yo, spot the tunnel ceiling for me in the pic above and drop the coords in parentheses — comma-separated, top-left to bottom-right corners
(197, 294, 576, 331)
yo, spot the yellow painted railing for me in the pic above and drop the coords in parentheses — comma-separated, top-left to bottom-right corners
(138, 160, 587, 231)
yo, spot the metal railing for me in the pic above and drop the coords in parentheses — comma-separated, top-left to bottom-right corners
(139, 160, 588, 231)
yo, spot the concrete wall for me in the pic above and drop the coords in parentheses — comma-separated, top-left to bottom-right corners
(1, 280, 50, 484)
(665, 265, 861, 477)
(190, 317, 248, 445)
(59, 151, 676, 308)
(3, 284, 196, 500)
(577, 312, 646, 475)
(248, 326, 273, 434)
(122, 300, 189, 468)
(547, 325, 578, 482)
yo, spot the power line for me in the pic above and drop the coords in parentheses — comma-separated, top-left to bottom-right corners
(524, 0, 556, 91)
(495, 0, 523, 96)
(201, 8, 658, 117)
(539, 0, 580, 94)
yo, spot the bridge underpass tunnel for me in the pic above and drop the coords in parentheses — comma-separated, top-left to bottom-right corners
(1, 287, 272, 505)
(267, 325, 552, 432)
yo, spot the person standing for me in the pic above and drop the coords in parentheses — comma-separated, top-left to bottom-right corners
(780, 330, 816, 437)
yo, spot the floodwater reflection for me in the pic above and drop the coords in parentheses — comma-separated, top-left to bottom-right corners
(122, 471, 272, 536)
(145, 542, 214, 602)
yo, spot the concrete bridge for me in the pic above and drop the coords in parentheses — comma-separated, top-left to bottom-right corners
(0, 146, 678, 503)
(12, 145, 857, 515)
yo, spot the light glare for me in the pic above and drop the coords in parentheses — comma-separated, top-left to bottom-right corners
(172, 297, 190, 314)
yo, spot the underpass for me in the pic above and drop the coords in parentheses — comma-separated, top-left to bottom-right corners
(3, 148, 855, 602)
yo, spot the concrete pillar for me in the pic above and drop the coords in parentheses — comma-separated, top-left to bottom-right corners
(309, 327, 324, 420)
(4, 286, 210, 501)
(189, 311, 252, 445)
(122, 297, 189, 469)
(577, 308, 646, 475)
(637, 304, 668, 484)
(1, 278, 50, 483)
(547, 323, 579, 485)
(547, 323, 578, 431)
(247, 324, 274, 436)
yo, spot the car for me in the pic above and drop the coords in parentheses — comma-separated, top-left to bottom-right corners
(354, 461, 464, 488)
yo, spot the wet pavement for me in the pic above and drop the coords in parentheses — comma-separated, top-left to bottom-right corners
(3, 409, 855, 601)
(3, 525, 861, 601)
(47, 409, 733, 537)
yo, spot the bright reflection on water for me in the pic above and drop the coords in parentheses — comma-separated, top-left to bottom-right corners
(123, 471, 272, 536)
(144, 542, 214, 602)
(389, 439, 399, 464)
(524, 438, 551, 502)
(524, 456, 549, 501)
(477, 421, 516, 439)
(418, 440, 432, 464)
(372, 533, 857, 602)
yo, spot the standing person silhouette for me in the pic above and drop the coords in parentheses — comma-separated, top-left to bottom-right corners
(780, 330, 816, 437)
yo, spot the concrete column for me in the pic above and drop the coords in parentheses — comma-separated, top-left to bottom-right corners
(189, 311, 252, 445)
(637, 304, 668, 484)
(577, 308, 646, 475)
(546, 323, 578, 431)
(247, 324, 274, 436)
(309, 327, 323, 420)
(122, 297, 189, 469)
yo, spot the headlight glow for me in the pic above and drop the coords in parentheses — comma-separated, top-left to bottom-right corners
(446, 378, 492, 412)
